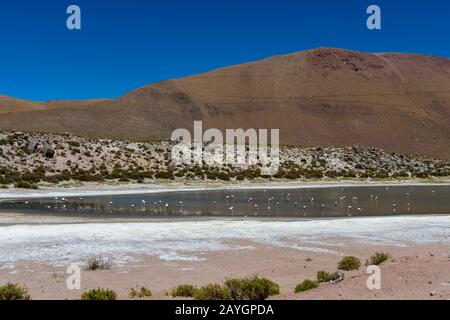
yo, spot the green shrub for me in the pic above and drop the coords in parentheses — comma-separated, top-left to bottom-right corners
(0, 283, 31, 300)
(415, 171, 429, 179)
(217, 172, 231, 181)
(154, 170, 174, 180)
(294, 280, 318, 293)
(129, 286, 152, 298)
(338, 256, 361, 271)
(20, 172, 43, 183)
(367, 252, 390, 266)
(193, 284, 232, 300)
(316, 271, 341, 283)
(81, 288, 117, 300)
(68, 140, 80, 147)
(171, 284, 197, 298)
(224, 276, 280, 300)
(375, 171, 389, 179)
(43, 175, 63, 184)
(14, 181, 38, 189)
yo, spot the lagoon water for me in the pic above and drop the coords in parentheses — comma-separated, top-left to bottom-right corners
(1, 185, 449, 218)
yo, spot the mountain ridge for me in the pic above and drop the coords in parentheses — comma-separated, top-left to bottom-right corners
(0, 47, 449, 158)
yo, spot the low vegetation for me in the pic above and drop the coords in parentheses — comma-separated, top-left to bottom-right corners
(367, 252, 390, 266)
(193, 284, 232, 300)
(85, 255, 112, 271)
(191, 276, 280, 300)
(338, 256, 361, 271)
(81, 288, 117, 300)
(0, 283, 31, 300)
(170, 284, 197, 298)
(129, 286, 152, 298)
(224, 276, 280, 300)
(316, 271, 342, 283)
(14, 181, 38, 189)
(294, 279, 319, 293)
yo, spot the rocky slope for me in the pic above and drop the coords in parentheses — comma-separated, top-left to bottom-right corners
(0, 130, 448, 188)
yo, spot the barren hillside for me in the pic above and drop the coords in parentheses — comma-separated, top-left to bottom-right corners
(0, 48, 449, 157)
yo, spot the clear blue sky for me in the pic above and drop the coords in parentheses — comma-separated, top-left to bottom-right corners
(0, 0, 448, 101)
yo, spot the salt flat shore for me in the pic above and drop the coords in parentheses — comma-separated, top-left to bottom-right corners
(0, 213, 449, 300)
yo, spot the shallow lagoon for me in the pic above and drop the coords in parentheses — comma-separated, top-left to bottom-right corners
(1, 185, 449, 218)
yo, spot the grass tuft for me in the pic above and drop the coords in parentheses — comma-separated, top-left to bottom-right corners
(224, 276, 280, 300)
(193, 284, 232, 300)
(85, 255, 112, 271)
(316, 271, 342, 283)
(129, 286, 152, 298)
(0, 283, 31, 300)
(367, 252, 390, 266)
(81, 288, 117, 300)
(337, 256, 361, 271)
(170, 284, 197, 298)
(294, 279, 319, 293)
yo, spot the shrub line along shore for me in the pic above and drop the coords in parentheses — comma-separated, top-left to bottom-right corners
(0, 130, 448, 191)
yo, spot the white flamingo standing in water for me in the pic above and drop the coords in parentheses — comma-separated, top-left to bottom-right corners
(301, 205, 307, 217)
(267, 196, 273, 207)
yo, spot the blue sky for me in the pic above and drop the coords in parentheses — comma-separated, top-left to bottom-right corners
(0, 0, 449, 101)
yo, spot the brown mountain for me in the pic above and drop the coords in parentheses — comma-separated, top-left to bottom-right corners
(0, 48, 449, 157)
(0, 95, 46, 114)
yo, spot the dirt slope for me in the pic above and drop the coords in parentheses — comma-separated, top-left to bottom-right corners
(0, 48, 449, 157)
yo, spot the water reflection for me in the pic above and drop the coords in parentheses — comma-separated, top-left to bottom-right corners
(1, 185, 449, 218)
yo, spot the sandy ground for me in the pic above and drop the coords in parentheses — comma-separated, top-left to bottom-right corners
(1, 240, 449, 300)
